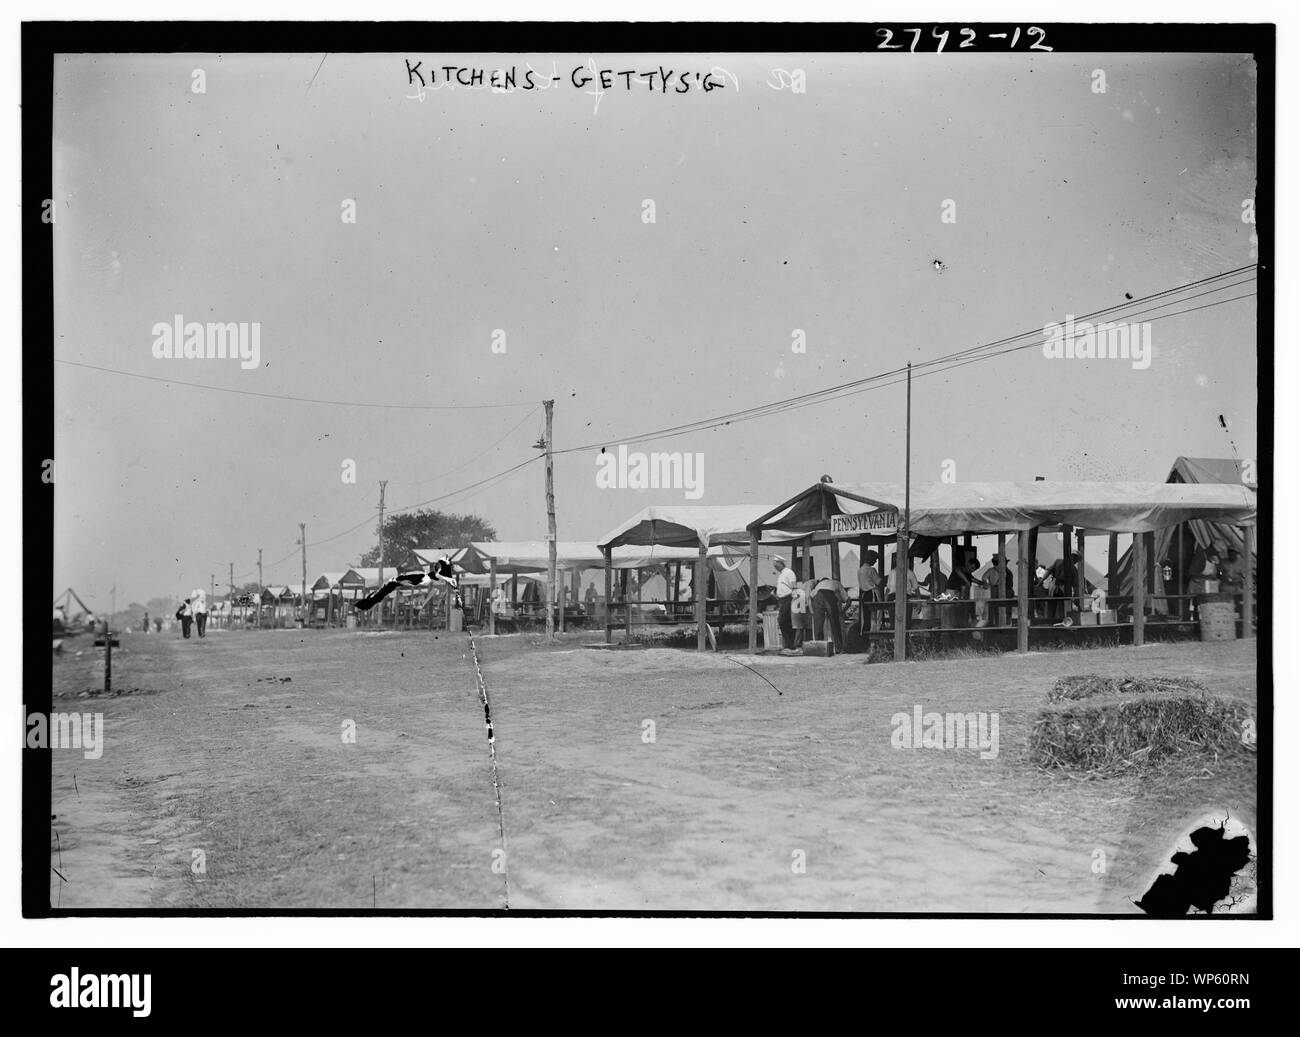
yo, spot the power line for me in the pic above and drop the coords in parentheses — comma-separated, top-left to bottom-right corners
(253, 454, 544, 576)
(551, 266, 1257, 456)
(54, 358, 538, 411)
(760, 286, 1259, 421)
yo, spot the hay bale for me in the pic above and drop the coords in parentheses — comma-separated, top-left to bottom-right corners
(1048, 673, 1208, 703)
(1029, 691, 1250, 777)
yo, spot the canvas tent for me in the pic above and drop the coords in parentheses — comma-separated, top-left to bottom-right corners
(311, 572, 349, 625)
(752, 481, 1256, 537)
(597, 504, 787, 649)
(426, 541, 740, 635)
(1116, 457, 1259, 612)
(748, 479, 1257, 658)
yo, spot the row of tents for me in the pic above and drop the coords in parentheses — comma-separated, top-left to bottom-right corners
(219, 456, 1258, 647)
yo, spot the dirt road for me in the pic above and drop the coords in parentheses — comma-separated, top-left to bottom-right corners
(48, 627, 1257, 912)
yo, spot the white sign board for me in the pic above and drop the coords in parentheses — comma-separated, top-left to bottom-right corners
(829, 510, 899, 538)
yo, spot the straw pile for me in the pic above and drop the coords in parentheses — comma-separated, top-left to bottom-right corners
(1047, 673, 1208, 703)
(1030, 682, 1252, 777)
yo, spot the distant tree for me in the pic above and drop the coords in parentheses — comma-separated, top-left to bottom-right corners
(358, 509, 497, 571)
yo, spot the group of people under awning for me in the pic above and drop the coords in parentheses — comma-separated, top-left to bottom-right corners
(767, 543, 1121, 653)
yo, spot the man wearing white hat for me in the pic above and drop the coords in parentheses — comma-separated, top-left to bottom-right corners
(772, 555, 797, 650)
(191, 589, 208, 638)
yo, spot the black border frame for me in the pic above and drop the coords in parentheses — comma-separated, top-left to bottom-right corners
(23, 20, 1274, 919)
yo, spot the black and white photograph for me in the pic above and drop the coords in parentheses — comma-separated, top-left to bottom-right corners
(25, 15, 1271, 925)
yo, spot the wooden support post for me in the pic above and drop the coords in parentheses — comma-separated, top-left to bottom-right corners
(929, 545, 942, 611)
(603, 547, 612, 644)
(748, 531, 759, 654)
(1077, 529, 1087, 614)
(1145, 532, 1156, 617)
(830, 538, 841, 582)
(696, 545, 708, 652)
(1242, 524, 1254, 638)
(1133, 531, 1146, 647)
(1017, 530, 1030, 653)
(1059, 524, 1071, 622)
(1178, 523, 1186, 620)
(1107, 533, 1119, 597)
(489, 558, 497, 636)
(996, 531, 1007, 626)
(625, 568, 634, 641)
(893, 534, 907, 662)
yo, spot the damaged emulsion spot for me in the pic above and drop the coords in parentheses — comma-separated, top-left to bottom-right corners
(467, 632, 509, 908)
(1135, 820, 1254, 915)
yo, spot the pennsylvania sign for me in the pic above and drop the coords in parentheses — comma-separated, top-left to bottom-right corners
(829, 510, 900, 537)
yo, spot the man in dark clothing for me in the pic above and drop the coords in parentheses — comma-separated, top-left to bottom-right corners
(1049, 553, 1080, 621)
(947, 557, 984, 596)
(811, 575, 848, 654)
(176, 599, 193, 639)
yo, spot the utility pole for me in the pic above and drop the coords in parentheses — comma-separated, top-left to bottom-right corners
(299, 523, 307, 623)
(544, 399, 557, 640)
(377, 480, 388, 624)
(894, 363, 912, 663)
(257, 549, 263, 628)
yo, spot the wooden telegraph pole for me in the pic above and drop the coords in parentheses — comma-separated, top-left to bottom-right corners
(377, 480, 388, 624)
(257, 549, 263, 628)
(544, 399, 557, 640)
(894, 363, 912, 662)
(299, 523, 307, 624)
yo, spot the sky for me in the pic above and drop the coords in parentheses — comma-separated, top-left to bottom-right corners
(51, 50, 1258, 608)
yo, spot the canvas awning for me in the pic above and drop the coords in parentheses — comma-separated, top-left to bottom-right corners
(751, 481, 1256, 537)
(437, 541, 721, 575)
(598, 504, 782, 551)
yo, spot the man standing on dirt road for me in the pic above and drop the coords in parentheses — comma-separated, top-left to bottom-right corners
(192, 589, 209, 638)
(773, 555, 797, 650)
(176, 599, 193, 639)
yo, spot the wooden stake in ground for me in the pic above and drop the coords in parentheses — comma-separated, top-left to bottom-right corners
(104, 621, 112, 695)
(544, 399, 557, 640)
